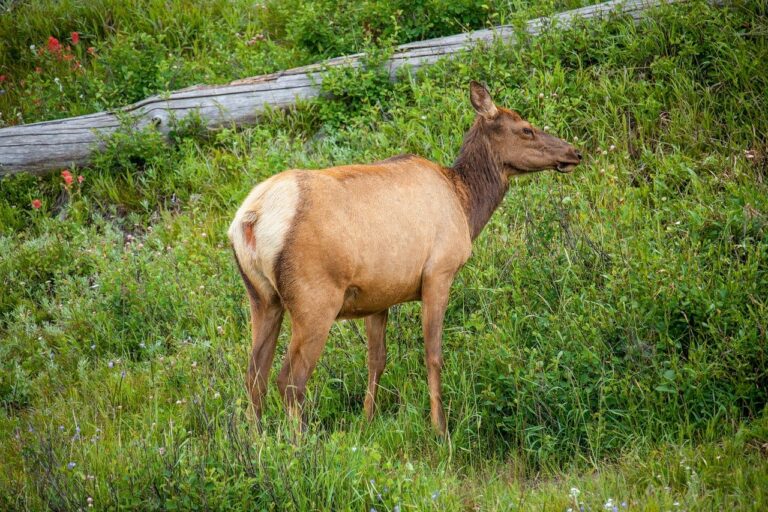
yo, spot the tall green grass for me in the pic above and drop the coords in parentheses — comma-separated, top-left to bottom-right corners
(1, 0, 767, 509)
(0, 0, 595, 124)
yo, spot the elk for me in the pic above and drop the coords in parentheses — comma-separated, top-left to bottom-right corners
(229, 81, 581, 434)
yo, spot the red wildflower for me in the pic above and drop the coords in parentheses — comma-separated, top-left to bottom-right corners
(0, 75, 5, 83)
(31, 199, 42, 210)
(78, 175, 84, 184)
(87, 46, 96, 56)
(71, 32, 80, 45)
(47, 36, 61, 53)
(35, 66, 43, 74)
(63, 53, 74, 62)
(62, 169, 73, 186)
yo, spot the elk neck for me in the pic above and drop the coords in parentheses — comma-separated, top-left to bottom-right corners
(448, 119, 510, 240)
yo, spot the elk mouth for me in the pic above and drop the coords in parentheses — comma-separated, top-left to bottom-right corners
(556, 161, 579, 173)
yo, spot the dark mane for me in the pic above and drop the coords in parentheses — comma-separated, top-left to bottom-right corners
(449, 118, 509, 239)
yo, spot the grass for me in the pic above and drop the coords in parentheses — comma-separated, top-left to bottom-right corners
(1, 0, 767, 509)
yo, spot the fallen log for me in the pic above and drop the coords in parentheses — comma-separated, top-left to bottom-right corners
(0, 0, 687, 176)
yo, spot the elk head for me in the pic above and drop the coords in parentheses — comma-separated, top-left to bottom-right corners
(469, 81, 582, 175)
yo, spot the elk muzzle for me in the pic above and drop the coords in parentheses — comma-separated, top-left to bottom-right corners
(556, 147, 582, 173)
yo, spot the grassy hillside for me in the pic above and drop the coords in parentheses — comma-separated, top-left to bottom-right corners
(1, 0, 767, 510)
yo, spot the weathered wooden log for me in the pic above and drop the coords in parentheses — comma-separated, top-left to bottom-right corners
(0, 0, 688, 176)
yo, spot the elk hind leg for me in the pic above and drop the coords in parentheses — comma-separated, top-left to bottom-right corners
(276, 292, 342, 429)
(246, 294, 284, 423)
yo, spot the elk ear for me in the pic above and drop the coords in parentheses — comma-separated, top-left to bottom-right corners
(469, 80, 498, 119)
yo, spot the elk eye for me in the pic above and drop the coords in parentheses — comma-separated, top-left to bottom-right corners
(522, 127, 534, 136)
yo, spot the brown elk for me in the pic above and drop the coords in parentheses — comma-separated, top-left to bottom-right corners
(229, 81, 581, 434)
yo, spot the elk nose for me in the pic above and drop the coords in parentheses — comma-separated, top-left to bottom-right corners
(576, 151, 583, 161)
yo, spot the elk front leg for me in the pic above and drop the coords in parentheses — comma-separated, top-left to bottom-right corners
(421, 271, 454, 436)
(364, 309, 388, 421)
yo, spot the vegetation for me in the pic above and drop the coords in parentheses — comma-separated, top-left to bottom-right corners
(1, 0, 767, 509)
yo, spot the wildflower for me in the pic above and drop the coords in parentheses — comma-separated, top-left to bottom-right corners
(604, 498, 615, 510)
(87, 46, 96, 56)
(47, 36, 61, 53)
(609, 144, 616, 151)
(71, 32, 80, 45)
(108, 361, 114, 368)
(621, 502, 627, 508)
(158, 447, 166, 455)
(62, 169, 73, 186)
(431, 490, 440, 500)
(246, 34, 266, 45)
(78, 175, 84, 183)
(538, 92, 545, 99)
(35, 66, 43, 73)
(393, 506, 400, 512)
(0, 75, 5, 83)
(543, 125, 550, 131)
(90, 344, 96, 350)
(67, 461, 76, 470)
(59, 425, 65, 431)
(139, 342, 146, 348)
(121, 370, 126, 378)
(573, 136, 579, 142)
(569, 487, 581, 499)
(31, 199, 42, 209)
(602, 150, 608, 156)
(30, 44, 36, 51)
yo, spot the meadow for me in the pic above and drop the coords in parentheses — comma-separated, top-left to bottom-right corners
(1, 0, 767, 509)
